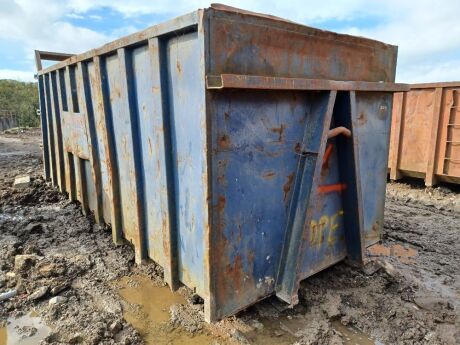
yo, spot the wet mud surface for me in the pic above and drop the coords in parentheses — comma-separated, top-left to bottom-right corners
(0, 129, 459, 344)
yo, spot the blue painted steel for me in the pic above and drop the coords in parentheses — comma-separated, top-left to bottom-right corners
(354, 92, 393, 246)
(36, 5, 399, 322)
(165, 31, 209, 295)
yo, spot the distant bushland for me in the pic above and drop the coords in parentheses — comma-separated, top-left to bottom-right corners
(0, 79, 39, 127)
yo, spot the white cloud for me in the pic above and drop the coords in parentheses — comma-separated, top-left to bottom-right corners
(338, 0, 460, 82)
(88, 14, 102, 21)
(66, 13, 85, 20)
(0, 69, 35, 82)
(0, 0, 112, 54)
(397, 59, 460, 84)
(0, 0, 459, 83)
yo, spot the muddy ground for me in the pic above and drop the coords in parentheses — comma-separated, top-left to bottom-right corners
(0, 129, 458, 345)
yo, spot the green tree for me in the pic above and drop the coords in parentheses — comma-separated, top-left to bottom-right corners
(0, 79, 40, 127)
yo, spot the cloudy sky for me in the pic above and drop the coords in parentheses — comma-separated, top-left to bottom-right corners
(0, 0, 459, 83)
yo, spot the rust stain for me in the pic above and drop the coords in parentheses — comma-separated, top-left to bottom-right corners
(271, 124, 286, 142)
(283, 172, 295, 201)
(225, 254, 244, 292)
(218, 134, 231, 150)
(176, 60, 182, 74)
(294, 142, 301, 154)
(217, 159, 228, 186)
(357, 111, 367, 125)
(161, 214, 170, 261)
(262, 171, 276, 180)
(148, 137, 153, 157)
(217, 195, 226, 213)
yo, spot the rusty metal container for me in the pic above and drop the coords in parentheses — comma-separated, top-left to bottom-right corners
(35, 4, 406, 322)
(389, 82, 460, 186)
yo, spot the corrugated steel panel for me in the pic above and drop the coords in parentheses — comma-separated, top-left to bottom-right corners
(389, 82, 460, 186)
(36, 4, 405, 322)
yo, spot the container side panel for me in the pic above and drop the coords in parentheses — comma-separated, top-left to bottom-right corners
(38, 76, 51, 180)
(50, 72, 66, 192)
(166, 31, 207, 294)
(207, 11, 397, 82)
(399, 89, 434, 173)
(87, 61, 112, 224)
(300, 139, 347, 278)
(61, 66, 90, 161)
(354, 92, 392, 245)
(83, 159, 97, 211)
(44, 74, 57, 184)
(210, 90, 314, 319)
(131, 44, 168, 267)
(105, 54, 140, 249)
(77, 61, 104, 222)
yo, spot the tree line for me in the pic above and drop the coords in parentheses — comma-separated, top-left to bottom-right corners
(0, 79, 39, 127)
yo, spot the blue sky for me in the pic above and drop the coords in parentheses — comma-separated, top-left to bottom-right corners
(0, 0, 459, 83)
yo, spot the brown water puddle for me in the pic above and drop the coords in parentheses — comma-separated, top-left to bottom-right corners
(115, 275, 382, 345)
(115, 275, 216, 345)
(0, 311, 50, 345)
(332, 321, 381, 345)
(368, 243, 418, 264)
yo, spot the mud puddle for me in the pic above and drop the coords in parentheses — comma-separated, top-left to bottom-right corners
(115, 275, 216, 345)
(332, 321, 381, 345)
(0, 311, 50, 345)
(243, 311, 379, 345)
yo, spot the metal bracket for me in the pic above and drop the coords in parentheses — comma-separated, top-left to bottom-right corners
(35, 50, 74, 72)
(206, 74, 409, 92)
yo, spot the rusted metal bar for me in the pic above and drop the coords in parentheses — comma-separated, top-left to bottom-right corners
(77, 61, 104, 223)
(117, 47, 147, 263)
(147, 36, 180, 290)
(328, 126, 351, 139)
(206, 74, 409, 92)
(389, 92, 404, 181)
(35, 50, 74, 72)
(92, 56, 124, 244)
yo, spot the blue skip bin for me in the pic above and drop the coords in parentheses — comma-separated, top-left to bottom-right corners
(35, 4, 407, 322)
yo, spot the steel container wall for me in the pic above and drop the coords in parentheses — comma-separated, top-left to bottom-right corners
(389, 82, 460, 186)
(36, 5, 404, 322)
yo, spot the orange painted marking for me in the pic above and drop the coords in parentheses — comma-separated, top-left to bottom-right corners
(318, 183, 347, 194)
(322, 143, 333, 165)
